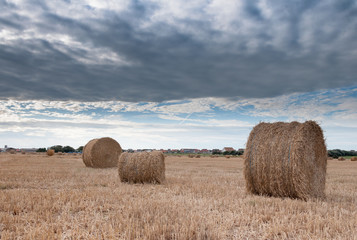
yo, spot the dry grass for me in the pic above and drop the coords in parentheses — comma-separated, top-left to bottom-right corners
(0, 153, 356, 239)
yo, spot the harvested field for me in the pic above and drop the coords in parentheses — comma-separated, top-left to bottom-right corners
(0, 153, 356, 239)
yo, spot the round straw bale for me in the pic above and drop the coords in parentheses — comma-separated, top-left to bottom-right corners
(82, 137, 122, 168)
(47, 149, 55, 156)
(351, 157, 357, 161)
(338, 157, 345, 161)
(244, 121, 327, 200)
(118, 151, 165, 184)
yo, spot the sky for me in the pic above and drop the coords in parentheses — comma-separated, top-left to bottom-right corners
(0, 0, 356, 150)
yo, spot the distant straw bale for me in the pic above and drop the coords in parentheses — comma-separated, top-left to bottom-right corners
(195, 155, 201, 158)
(118, 151, 165, 184)
(351, 157, 357, 161)
(82, 137, 122, 168)
(47, 149, 55, 156)
(338, 157, 346, 161)
(244, 121, 327, 200)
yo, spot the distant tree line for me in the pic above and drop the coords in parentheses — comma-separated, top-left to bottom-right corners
(36, 145, 83, 153)
(212, 149, 244, 156)
(328, 149, 357, 158)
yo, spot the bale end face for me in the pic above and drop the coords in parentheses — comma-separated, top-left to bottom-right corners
(118, 151, 165, 184)
(82, 137, 122, 168)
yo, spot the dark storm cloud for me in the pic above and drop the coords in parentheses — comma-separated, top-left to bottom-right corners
(0, 0, 356, 102)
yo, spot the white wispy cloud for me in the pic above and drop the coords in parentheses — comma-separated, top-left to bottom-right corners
(0, 86, 356, 149)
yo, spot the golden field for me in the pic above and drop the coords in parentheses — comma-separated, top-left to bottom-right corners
(0, 153, 356, 239)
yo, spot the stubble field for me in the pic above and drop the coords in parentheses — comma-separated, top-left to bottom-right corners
(0, 153, 356, 239)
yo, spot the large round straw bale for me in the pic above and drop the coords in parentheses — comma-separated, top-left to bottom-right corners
(82, 137, 122, 168)
(244, 121, 327, 200)
(351, 157, 357, 161)
(118, 151, 165, 184)
(47, 149, 55, 156)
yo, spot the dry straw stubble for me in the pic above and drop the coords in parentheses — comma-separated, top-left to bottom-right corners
(82, 137, 122, 168)
(118, 151, 165, 184)
(244, 121, 327, 200)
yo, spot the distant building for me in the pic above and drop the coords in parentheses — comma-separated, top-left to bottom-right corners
(199, 149, 210, 154)
(180, 149, 199, 153)
(223, 147, 235, 152)
(20, 148, 38, 153)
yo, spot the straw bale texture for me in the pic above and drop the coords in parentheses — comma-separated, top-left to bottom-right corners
(47, 149, 55, 156)
(338, 157, 345, 161)
(351, 157, 357, 161)
(244, 121, 327, 200)
(82, 137, 122, 168)
(118, 151, 165, 184)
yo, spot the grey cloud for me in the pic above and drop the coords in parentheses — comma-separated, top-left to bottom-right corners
(0, 0, 356, 102)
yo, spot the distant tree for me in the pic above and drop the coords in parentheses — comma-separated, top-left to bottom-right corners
(212, 149, 222, 155)
(50, 145, 63, 153)
(237, 149, 244, 156)
(76, 146, 84, 152)
(63, 146, 75, 153)
(36, 148, 47, 152)
(328, 149, 357, 158)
